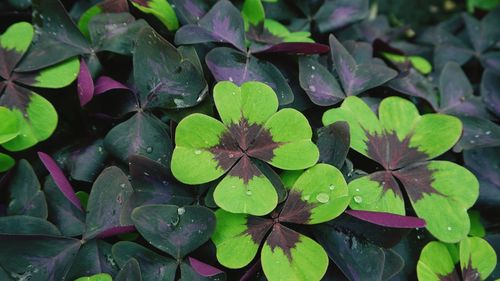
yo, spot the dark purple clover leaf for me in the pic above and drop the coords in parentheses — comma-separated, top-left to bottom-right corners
(431, 29, 475, 71)
(6, 160, 48, 219)
(0, 235, 81, 281)
(345, 210, 426, 228)
(131, 204, 216, 260)
(329, 35, 397, 96)
(44, 177, 86, 237)
(66, 240, 118, 280)
(120, 155, 195, 225)
(0, 215, 61, 236)
(323, 96, 478, 243)
(84, 166, 134, 240)
(112, 241, 177, 281)
(212, 164, 349, 281)
(174, 0, 246, 52)
(314, 0, 369, 32)
(481, 69, 500, 117)
(298, 57, 345, 106)
(464, 147, 500, 209)
(171, 81, 318, 215)
(437, 62, 491, 119)
(462, 9, 500, 54)
(315, 224, 404, 281)
(115, 258, 141, 281)
(453, 116, 500, 152)
(387, 68, 439, 109)
(205, 47, 293, 105)
(134, 26, 207, 109)
(481, 51, 500, 74)
(317, 122, 350, 169)
(77, 0, 129, 38)
(103, 112, 173, 167)
(187, 257, 224, 278)
(170, 0, 210, 24)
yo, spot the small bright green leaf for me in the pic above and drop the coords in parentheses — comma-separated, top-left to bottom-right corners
(214, 174, 278, 216)
(131, 204, 216, 259)
(74, 273, 113, 281)
(30, 57, 80, 88)
(460, 237, 497, 280)
(77, 6, 103, 39)
(469, 210, 486, 237)
(0, 107, 19, 143)
(417, 242, 457, 281)
(131, 0, 179, 31)
(379, 96, 420, 141)
(213, 81, 278, 126)
(0, 153, 15, 172)
(0, 21, 33, 53)
(265, 108, 319, 170)
(211, 210, 268, 268)
(348, 173, 405, 215)
(242, 0, 265, 26)
(2, 92, 58, 152)
(261, 227, 328, 281)
(383, 53, 432, 74)
(75, 191, 90, 210)
(283, 164, 349, 224)
(171, 113, 229, 184)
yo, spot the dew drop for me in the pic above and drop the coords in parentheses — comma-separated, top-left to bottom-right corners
(353, 196, 363, 203)
(98, 146, 104, 153)
(146, 146, 153, 153)
(144, 172, 150, 176)
(474, 134, 480, 138)
(229, 76, 234, 82)
(228, 153, 234, 158)
(469, 140, 476, 144)
(316, 193, 330, 203)
(355, 188, 360, 192)
(485, 130, 491, 135)
(120, 183, 126, 188)
(302, 195, 311, 201)
(194, 149, 202, 155)
(311, 66, 316, 70)
(447, 226, 452, 231)
(308, 85, 316, 92)
(177, 207, 185, 215)
(329, 184, 335, 190)
(246, 190, 252, 196)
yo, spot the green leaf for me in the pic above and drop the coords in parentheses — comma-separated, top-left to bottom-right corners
(280, 164, 350, 224)
(211, 210, 269, 268)
(1, 90, 58, 152)
(74, 273, 113, 281)
(214, 173, 278, 216)
(7, 160, 48, 218)
(261, 227, 329, 281)
(382, 53, 432, 74)
(395, 161, 479, 243)
(0, 107, 19, 144)
(112, 241, 177, 281)
(0, 22, 33, 75)
(459, 237, 497, 280)
(0, 153, 15, 173)
(171, 114, 229, 184)
(417, 241, 458, 281)
(242, 0, 265, 26)
(131, 0, 179, 31)
(28, 57, 79, 88)
(131, 205, 216, 259)
(348, 172, 405, 215)
(468, 211, 486, 237)
(264, 108, 319, 170)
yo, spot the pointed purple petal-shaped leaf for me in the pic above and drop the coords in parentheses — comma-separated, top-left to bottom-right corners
(38, 152, 82, 211)
(481, 70, 500, 117)
(94, 76, 130, 95)
(77, 58, 94, 106)
(314, 0, 369, 32)
(188, 257, 224, 277)
(346, 210, 426, 228)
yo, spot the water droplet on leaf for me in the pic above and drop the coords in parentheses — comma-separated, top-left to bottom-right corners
(177, 207, 185, 215)
(353, 196, 363, 203)
(146, 146, 153, 153)
(316, 193, 330, 203)
(194, 149, 202, 155)
(329, 184, 335, 190)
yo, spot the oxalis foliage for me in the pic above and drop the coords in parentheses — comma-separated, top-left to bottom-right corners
(0, 0, 499, 280)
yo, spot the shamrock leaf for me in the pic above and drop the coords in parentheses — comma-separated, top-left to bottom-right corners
(130, 0, 179, 31)
(323, 96, 479, 243)
(0, 22, 79, 151)
(212, 164, 349, 281)
(417, 237, 497, 281)
(172, 81, 318, 215)
(299, 35, 397, 105)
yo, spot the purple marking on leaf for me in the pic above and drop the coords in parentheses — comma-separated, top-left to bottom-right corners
(345, 210, 426, 228)
(94, 76, 130, 95)
(38, 152, 82, 210)
(188, 257, 224, 277)
(279, 190, 316, 224)
(254, 43, 330, 55)
(244, 216, 273, 244)
(437, 270, 461, 281)
(329, 6, 358, 28)
(266, 224, 300, 262)
(77, 58, 94, 106)
(369, 171, 403, 199)
(393, 162, 445, 202)
(96, 225, 136, 239)
(184, 0, 205, 19)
